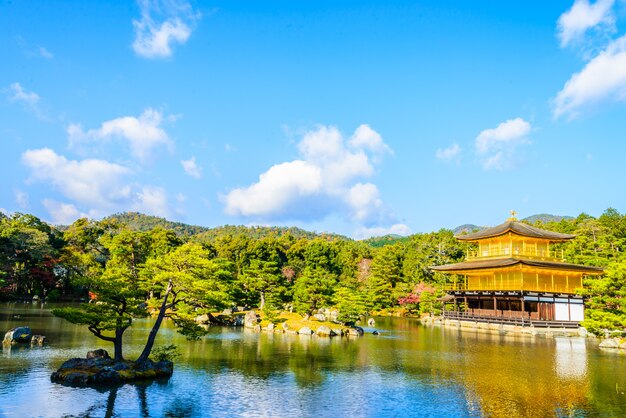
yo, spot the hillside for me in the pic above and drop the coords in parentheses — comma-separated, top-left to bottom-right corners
(522, 213, 574, 224)
(103, 212, 349, 241)
(361, 234, 411, 247)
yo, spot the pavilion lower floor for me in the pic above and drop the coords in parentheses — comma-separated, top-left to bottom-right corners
(443, 291, 584, 327)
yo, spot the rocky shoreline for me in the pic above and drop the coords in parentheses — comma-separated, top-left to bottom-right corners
(50, 350, 173, 386)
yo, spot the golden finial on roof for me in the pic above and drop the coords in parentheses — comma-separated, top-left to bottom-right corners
(508, 210, 518, 221)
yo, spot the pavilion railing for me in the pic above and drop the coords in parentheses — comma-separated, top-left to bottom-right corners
(443, 281, 577, 294)
(466, 248, 564, 262)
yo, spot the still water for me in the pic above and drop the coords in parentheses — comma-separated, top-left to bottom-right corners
(1, 303, 626, 417)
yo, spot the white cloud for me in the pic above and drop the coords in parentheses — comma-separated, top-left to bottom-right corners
(557, 0, 615, 47)
(554, 34, 626, 117)
(22, 148, 174, 219)
(37, 46, 53, 59)
(475, 118, 531, 170)
(42, 199, 87, 225)
(22, 148, 133, 214)
(346, 182, 383, 223)
(223, 124, 398, 229)
(132, 0, 200, 59)
(68, 108, 172, 162)
(14, 190, 29, 209)
(349, 124, 394, 158)
(354, 223, 412, 240)
(224, 160, 323, 217)
(435, 143, 461, 162)
(7, 82, 40, 108)
(133, 186, 171, 217)
(181, 156, 202, 178)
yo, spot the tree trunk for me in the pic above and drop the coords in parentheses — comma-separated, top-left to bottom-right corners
(136, 280, 172, 363)
(113, 328, 125, 361)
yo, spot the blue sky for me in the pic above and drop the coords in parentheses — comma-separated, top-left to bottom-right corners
(1, 0, 625, 238)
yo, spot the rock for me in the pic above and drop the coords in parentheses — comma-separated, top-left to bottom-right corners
(578, 327, 588, 337)
(298, 327, 313, 335)
(267, 323, 275, 331)
(222, 308, 233, 315)
(599, 338, 620, 349)
(313, 313, 326, 322)
(3, 326, 32, 344)
(347, 326, 364, 337)
(195, 314, 210, 324)
(329, 310, 339, 322)
(372, 330, 380, 336)
(331, 328, 343, 337)
(87, 349, 110, 359)
(51, 357, 173, 386)
(233, 315, 244, 326)
(244, 310, 259, 329)
(30, 335, 46, 346)
(253, 324, 261, 332)
(367, 318, 376, 327)
(316, 326, 332, 337)
(282, 322, 289, 331)
(303, 314, 310, 321)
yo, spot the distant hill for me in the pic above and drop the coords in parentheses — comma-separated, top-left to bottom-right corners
(522, 214, 574, 224)
(361, 234, 411, 247)
(453, 224, 483, 236)
(193, 225, 349, 242)
(104, 212, 210, 236)
(452, 214, 573, 236)
(103, 212, 349, 241)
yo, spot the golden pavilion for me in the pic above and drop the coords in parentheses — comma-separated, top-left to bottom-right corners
(431, 212, 603, 326)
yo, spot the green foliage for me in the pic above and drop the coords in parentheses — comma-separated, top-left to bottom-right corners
(151, 344, 181, 362)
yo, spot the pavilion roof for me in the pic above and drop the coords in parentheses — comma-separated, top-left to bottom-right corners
(430, 257, 603, 274)
(455, 220, 575, 242)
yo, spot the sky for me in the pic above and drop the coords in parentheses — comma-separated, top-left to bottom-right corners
(1, 0, 626, 239)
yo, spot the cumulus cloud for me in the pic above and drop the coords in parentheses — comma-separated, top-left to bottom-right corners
(22, 148, 133, 213)
(435, 143, 461, 163)
(133, 186, 171, 217)
(354, 223, 412, 240)
(14, 190, 29, 209)
(181, 156, 202, 178)
(22, 148, 175, 220)
(42, 199, 87, 225)
(475, 118, 531, 170)
(223, 124, 398, 229)
(554, 34, 626, 117)
(557, 0, 615, 48)
(68, 108, 172, 162)
(132, 0, 200, 59)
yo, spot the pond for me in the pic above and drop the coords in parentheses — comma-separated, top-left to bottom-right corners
(2, 303, 626, 417)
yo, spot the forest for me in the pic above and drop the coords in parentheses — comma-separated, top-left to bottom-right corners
(1, 208, 625, 336)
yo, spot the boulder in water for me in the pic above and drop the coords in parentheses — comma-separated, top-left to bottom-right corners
(316, 326, 332, 336)
(298, 327, 313, 335)
(31, 335, 46, 346)
(87, 349, 110, 359)
(3, 326, 32, 344)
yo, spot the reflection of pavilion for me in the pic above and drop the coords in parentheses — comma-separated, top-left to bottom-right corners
(432, 213, 603, 326)
(555, 337, 587, 379)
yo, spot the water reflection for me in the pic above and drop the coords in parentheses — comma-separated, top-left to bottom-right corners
(2, 304, 626, 417)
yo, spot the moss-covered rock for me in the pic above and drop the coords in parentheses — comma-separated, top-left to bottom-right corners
(51, 352, 173, 386)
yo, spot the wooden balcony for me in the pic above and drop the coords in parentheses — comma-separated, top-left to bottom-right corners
(443, 280, 579, 294)
(466, 247, 565, 262)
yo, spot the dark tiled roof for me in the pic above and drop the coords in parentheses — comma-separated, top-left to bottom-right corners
(430, 257, 603, 273)
(455, 221, 575, 242)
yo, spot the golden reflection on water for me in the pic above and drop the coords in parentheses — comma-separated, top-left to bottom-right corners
(437, 328, 590, 417)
